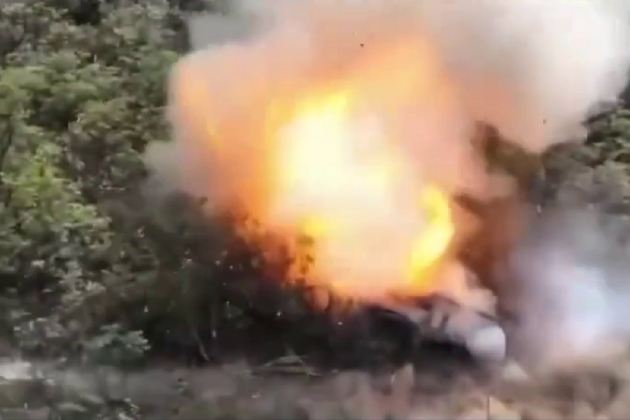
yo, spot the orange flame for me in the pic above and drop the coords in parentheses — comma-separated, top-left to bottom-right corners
(263, 85, 455, 300)
(173, 34, 461, 303)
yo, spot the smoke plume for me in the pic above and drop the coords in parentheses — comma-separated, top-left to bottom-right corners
(509, 209, 630, 374)
(152, 0, 630, 198)
(146, 0, 630, 370)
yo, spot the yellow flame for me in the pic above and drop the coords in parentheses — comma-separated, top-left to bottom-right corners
(171, 9, 467, 303)
(409, 185, 455, 291)
(272, 89, 455, 297)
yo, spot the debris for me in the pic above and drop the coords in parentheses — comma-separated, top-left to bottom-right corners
(463, 322, 506, 363)
(250, 354, 322, 377)
(500, 361, 530, 383)
(487, 397, 521, 420)
(378, 292, 507, 363)
(458, 407, 490, 420)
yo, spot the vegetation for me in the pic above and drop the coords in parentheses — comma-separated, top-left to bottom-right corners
(0, 0, 219, 364)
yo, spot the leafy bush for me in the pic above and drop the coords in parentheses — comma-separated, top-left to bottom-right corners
(540, 106, 630, 210)
(0, 0, 185, 364)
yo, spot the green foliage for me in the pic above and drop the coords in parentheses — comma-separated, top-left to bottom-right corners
(0, 0, 182, 362)
(83, 324, 150, 366)
(584, 107, 630, 165)
(538, 106, 630, 209)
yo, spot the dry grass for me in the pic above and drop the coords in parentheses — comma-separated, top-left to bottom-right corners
(153, 357, 630, 420)
(6, 353, 630, 420)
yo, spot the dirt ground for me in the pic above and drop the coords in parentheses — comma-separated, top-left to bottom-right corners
(99, 347, 630, 420)
(3, 345, 630, 419)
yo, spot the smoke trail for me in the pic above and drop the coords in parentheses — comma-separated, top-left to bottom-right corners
(145, 0, 630, 328)
(508, 209, 630, 374)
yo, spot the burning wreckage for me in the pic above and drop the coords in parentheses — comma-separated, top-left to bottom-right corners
(361, 126, 543, 365)
(155, 0, 630, 370)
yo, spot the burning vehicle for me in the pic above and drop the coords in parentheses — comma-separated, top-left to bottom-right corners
(149, 0, 630, 373)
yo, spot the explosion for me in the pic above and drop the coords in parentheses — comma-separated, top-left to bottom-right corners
(150, 0, 630, 370)
(169, 18, 473, 302)
(267, 85, 456, 299)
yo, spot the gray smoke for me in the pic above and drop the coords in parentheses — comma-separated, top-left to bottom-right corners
(509, 209, 630, 374)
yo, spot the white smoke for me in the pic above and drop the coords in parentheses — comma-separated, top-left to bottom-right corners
(509, 210, 630, 373)
(154, 0, 630, 203)
(418, 0, 630, 151)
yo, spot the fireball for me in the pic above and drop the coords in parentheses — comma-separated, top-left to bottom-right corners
(266, 90, 455, 299)
(170, 9, 466, 303)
